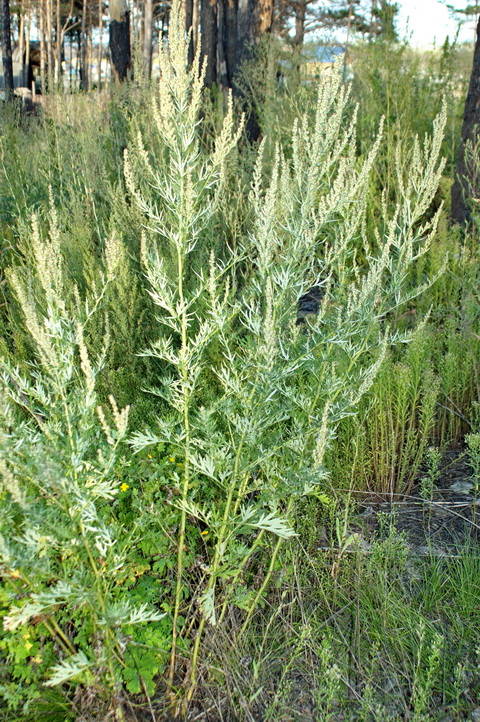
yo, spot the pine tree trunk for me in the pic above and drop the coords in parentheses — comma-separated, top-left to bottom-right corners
(225, 0, 236, 79)
(200, 0, 217, 87)
(98, 0, 103, 89)
(294, 0, 306, 45)
(144, 0, 153, 76)
(18, 0, 25, 86)
(235, 0, 273, 74)
(192, 0, 199, 58)
(235, 0, 274, 140)
(87, 6, 93, 88)
(1, 0, 14, 96)
(109, 9, 131, 82)
(80, 0, 88, 89)
(26, 0, 31, 88)
(46, 0, 54, 88)
(451, 15, 480, 226)
(39, 1, 46, 93)
(56, 0, 61, 85)
(217, 0, 230, 87)
(135, 0, 141, 47)
(185, 0, 194, 64)
(235, 0, 249, 70)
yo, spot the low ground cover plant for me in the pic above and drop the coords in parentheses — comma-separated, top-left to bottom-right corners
(0, 3, 479, 719)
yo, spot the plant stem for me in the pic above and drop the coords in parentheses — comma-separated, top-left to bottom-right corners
(239, 498, 294, 636)
(218, 529, 266, 624)
(168, 241, 191, 692)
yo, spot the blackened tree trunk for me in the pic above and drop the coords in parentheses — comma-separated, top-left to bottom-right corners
(217, 0, 230, 87)
(200, 0, 217, 87)
(1, 0, 14, 97)
(234, 0, 274, 140)
(451, 15, 480, 226)
(109, 13, 131, 81)
(197, 0, 273, 138)
(109, 0, 131, 82)
(225, 0, 237, 84)
(185, 0, 194, 65)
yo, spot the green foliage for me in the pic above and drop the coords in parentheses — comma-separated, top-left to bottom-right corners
(0, 213, 167, 715)
(0, 5, 479, 718)
(331, 325, 441, 497)
(420, 446, 442, 501)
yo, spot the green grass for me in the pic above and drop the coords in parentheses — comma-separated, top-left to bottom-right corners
(202, 531, 480, 720)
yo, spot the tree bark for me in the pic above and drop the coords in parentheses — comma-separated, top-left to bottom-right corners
(80, 0, 88, 89)
(87, 1, 93, 87)
(39, 0, 46, 93)
(26, 0, 31, 87)
(234, 0, 273, 78)
(294, 0, 306, 45)
(18, 0, 25, 86)
(234, 0, 274, 140)
(185, 0, 194, 64)
(1, 0, 14, 96)
(46, 0, 54, 88)
(224, 0, 236, 82)
(200, 0, 217, 87)
(235, 0, 249, 71)
(98, 0, 103, 88)
(217, 0, 230, 87)
(451, 15, 480, 226)
(135, 0, 141, 46)
(144, 0, 153, 76)
(109, 10, 131, 81)
(193, 0, 199, 58)
(55, 0, 61, 84)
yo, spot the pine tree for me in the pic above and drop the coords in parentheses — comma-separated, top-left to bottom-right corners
(451, 14, 480, 225)
(1, 0, 14, 96)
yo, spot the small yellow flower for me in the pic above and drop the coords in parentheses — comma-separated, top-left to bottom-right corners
(177, 462, 183, 467)
(147, 453, 153, 459)
(120, 482, 129, 492)
(201, 530, 209, 536)
(168, 456, 175, 463)
(32, 656, 43, 664)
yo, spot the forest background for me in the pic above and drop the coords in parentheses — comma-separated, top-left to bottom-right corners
(1, 0, 480, 720)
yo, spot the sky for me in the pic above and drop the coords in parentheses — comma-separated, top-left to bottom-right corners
(397, 0, 478, 48)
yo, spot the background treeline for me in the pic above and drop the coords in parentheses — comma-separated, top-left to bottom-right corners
(1, 0, 400, 92)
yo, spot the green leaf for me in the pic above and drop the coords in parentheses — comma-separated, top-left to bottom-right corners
(44, 652, 93, 686)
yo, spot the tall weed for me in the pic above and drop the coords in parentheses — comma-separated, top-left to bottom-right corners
(0, 4, 462, 715)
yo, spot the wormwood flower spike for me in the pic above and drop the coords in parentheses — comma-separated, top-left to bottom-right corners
(124, 0, 244, 693)
(125, 2, 447, 702)
(0, 156, 159, 709)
